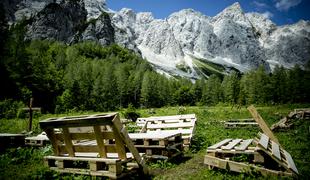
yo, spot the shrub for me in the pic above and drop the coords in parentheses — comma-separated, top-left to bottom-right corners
(123, 104, 140, 122)
(0, 99, 24, 119)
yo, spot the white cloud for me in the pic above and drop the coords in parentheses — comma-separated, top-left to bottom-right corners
(275, 0, 302, 11)
(261, 11, 274, 19)
(253, 1, 268, 8)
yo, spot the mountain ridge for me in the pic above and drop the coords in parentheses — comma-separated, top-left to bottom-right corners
(1, 0, 309, 79)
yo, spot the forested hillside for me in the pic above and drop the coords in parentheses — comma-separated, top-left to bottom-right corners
(1, 21, 310, 118)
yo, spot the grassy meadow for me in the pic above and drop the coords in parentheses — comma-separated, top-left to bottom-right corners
(0, 104, 309, 179)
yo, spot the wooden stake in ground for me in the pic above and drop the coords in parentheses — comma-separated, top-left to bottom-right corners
(28, 98, 34, 132)
(247, 105, 279, 144)
(22, 98, 40, 132)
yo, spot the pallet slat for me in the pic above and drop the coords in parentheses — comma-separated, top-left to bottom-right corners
(234, 139, 253, 151)
(221, 139, 242, 150)
(283, 150, 299, 174)
(258, 133, 269, 149)
(208, 139, 232, 150)
(271, 141, 281, 160)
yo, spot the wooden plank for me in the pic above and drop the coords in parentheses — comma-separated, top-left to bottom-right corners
(40, 114, 115, 129)
(208, 139, 232, 150)
(283, 150, 299, 174)
(271, 141, 281, 160)
(129, 131, 180, 140)
(247, 105, 279, 144)
(111, 126, 127, 160)
(112, 114, 149, 175)
(62, 127, 75, 157)
(204, 155, 228, 169)
(147, 122, 195, 129)
(221, 139, 242, 150)
(44, 128, 60, 155)
(258, 133, 269, 149)
(93, 125, 107, 158)
(55, 132, 114, 141)
(59, 145, 117, 154)
(234, 139, 253, 151)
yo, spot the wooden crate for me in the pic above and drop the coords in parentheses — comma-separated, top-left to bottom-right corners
(39, 113, 148, 179)
(137, 114, 196, 148)
(25, 132, 49, 147)
(128, 131, 183, 160)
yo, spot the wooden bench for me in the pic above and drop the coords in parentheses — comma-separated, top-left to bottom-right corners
(137, 114, 196, 148)
(39, 113, 148, 179)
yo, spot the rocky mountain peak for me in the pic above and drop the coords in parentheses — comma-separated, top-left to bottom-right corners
(2, 0, 310, 79)
(84, 0, 107, 20)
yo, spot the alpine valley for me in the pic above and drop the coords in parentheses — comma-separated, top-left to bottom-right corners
(2, 0, 310, 79)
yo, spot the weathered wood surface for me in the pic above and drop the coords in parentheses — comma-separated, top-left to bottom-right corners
(271, 141, 281, 160)
(25, 132, 49, 146)
(271, 108, 310, 131)
(255, 132, 299, 175)
(128, 131, 180, 140)
(136, 114, 196, 148)
(221, 139, 242, 150)
(204, 155, 293, 177)
(234, 139, 253, 151)
(45, 155, 139, 179)
(258, 133, 269, 149)
(247, 105, 279, 144)
(208, 139, 232, 150)
(40, 113, 149, 177)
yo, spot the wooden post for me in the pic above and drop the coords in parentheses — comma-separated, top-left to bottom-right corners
(247, 105, 279, 144)
(28, 98, 34, 132)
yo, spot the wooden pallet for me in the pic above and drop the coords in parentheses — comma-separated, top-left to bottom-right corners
(204, 134, 298, 177)
(45, 154, 139, 179)
(39, 113, 148, 179)
(137, 114, 196, 148)
(254, 132, 298, 175)
(0, 133, 26, 151)
(206, 138, 264, 163)
(129, 131, 183, 159)
(25, 132, 49, 146)
(204, 155, 292, 177)
(224, 119, 259, 128)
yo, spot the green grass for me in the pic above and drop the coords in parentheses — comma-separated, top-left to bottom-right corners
(0, 105, 309, 179)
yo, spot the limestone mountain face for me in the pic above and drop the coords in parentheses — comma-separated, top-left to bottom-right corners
(25, 1, 87, 43)
(2, 1, 310, 79)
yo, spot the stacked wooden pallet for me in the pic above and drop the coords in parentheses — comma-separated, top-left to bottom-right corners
(39, 113, 148, 179)
(136, 114, 196, 149)
(128, 131, 183, 160)
(204, 133, 298, 177)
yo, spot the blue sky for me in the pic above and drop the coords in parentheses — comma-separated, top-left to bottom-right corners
(107, 0, 310, 25)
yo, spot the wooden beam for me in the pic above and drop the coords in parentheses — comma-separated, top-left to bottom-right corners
(93, 125, 107, 158)
(247, 105, 279, 144)
(112, 114, 149, 175)
(62, 127, 75, 157)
